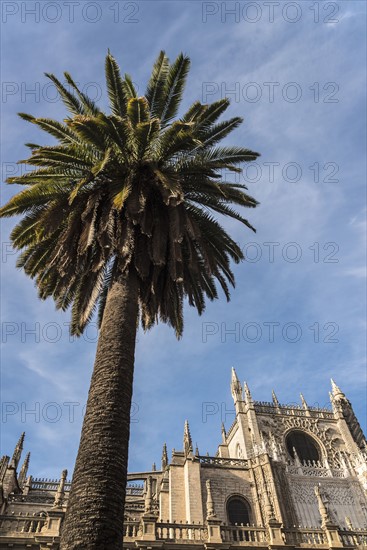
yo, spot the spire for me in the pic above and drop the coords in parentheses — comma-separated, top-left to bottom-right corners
(18, 452, 30, 488)
(331, 378, 345, 399)
(10, 433, 25, 469)
(206, 479, 216, 518)
(221, 423, 227, 444)
(53, 469, 67, 508)
(231, 367, 242, 401)
(183, 420, 193, 456)
(300, 393, 308, 410)
(272, 390, 280, 408)
(161, 443, 168, 470)
(244, 381, 253, 404)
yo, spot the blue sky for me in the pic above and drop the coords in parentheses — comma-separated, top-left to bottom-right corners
(1, 1, 366, 479)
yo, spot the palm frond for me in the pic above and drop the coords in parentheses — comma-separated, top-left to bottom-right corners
(145, 51, 170, 117)
(45, 73, 84, 115)
(64, 72, 101, 116)
(160, 53, 190, 125)
(1, 51, 259, 338)
(105, 52, 127, 117)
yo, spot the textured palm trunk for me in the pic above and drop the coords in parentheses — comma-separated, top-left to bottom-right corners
(60, 268, 139, 549)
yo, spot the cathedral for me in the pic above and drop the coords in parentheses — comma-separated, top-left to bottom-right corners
(0, 369, 366, 549)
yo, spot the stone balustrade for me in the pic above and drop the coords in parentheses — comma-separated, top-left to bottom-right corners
(338, 528, 367, 547)
(0, 513, 46, 533)
(220, 524, 268, 544)
(198, 455, 249, 468)
(31, 478, 71, 491)
(156, 521, 208, 541)
(1, 513, 367, 548)
(123, 520, 141, 538)
(284, 528, 327, 546)
(253, 402, 334, 419)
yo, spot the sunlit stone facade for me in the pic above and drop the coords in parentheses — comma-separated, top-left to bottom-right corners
(1, 370, 366, 549)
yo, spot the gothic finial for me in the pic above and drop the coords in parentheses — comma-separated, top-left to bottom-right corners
(300, 393, 308, 410)
(231, 366, 239, 383)
(231, 367, 242, 401)
(244, 381, 253, 403)
(221, 423, 227, 444)
(293, 446, 301, 466)
(345, 516, 353, 529)
(18, 452, 30, 488)
(10, 432, 25, 469)
(314, 485, 331, 526)
(269, 431, 279, 461)
(144, 475, 153, 513)
(272, 390, 280, 408)
(22, 475, 32, 496)
(161, 443, 168, 470)
(53, 469, 67, 508)
(183, 420, 193, 456)
(152, 462, 156, 471)
(195, 443, 199, 457)
(330, 378, 345, 399)
(206, 480, 216, 518)
(260, 431, 267, 453)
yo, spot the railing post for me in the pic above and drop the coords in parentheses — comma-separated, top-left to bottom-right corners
(206, 517, 222, 543)
(267, 519, 285, 546)
(34, 509, 65, 550)
(140, 513, 158, 541)
(39, 509, 64, 535)
(322, 522, 343, 548)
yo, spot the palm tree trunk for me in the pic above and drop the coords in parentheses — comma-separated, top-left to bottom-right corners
(60, 268, 139, 549)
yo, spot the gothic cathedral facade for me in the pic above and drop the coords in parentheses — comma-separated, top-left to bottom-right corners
(1, 369, 366, 549)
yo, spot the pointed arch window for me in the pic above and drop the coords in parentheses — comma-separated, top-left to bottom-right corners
(285, 430, 320, 463)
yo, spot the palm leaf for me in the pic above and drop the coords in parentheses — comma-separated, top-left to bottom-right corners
(64, 72, 101, 116)
(105, 52, 127, 117)
(160, 53, 190, 125)
(45, 73, 84, 115)
(145, 51, 170, 117)
(123, 74, 137, 99)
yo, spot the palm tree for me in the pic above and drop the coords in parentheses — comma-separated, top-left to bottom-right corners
(0, 51, 259, 548)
